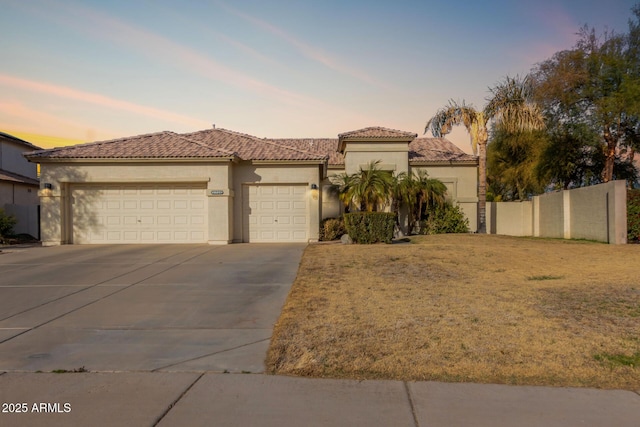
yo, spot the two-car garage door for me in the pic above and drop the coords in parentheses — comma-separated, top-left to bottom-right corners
(71, 184, 208, 244)
(69, 183, 309, 244)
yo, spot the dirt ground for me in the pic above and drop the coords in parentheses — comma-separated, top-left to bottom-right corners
(267, 234, 640, 390)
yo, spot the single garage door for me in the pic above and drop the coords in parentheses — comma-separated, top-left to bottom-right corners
(243, 184, 308, 242)
(71, 183, 208, 244)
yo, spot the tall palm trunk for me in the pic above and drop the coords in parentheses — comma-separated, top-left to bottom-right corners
(477, 130, 488, 234)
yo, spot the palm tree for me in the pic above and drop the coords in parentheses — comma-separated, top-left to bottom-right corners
(393, 170, 447, 233)
(333, 160, 395, 212)
(332, 172, 355, 212)
(425, 75, 544, 233)
(393, 172, 418, 232)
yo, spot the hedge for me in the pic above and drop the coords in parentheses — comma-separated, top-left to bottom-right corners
(629, 189, 640, 242)
(420, 203, 470, 235)
(0, 208, 17, 240)
(319, 217, 346, 241)
(344, 212, 396, 244)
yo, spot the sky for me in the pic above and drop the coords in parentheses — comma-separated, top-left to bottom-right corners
(0, 0, 636, 151)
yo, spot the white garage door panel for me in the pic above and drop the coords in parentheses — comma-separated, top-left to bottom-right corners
(243, 184, 308, 242)
(72, 184, 208, 244)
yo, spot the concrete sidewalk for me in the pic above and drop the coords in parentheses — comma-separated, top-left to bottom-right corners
(1, 372, 638, 427)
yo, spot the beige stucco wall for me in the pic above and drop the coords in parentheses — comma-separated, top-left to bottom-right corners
(568, 180, 627, 243)
(38, 161, 234, 245)
(232, 162, 322, 242)
(411, 165, 479, 232)
(535, 191, 564, 238)
(489, 181, 627, 244)
(343, 142, 409, 175)
(37, 155, 481, 244)
(486, 201, 532, 236)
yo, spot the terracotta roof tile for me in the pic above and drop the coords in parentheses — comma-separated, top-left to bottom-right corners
(24, 127, 473, 165)
(409, 138, 477, 163)
(25, 131, 234, 160)
(270, 138, 343, 165)
(184, 128, 328, 161)
(338, 127, 418, 139)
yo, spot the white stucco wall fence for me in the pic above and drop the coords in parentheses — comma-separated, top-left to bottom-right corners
(487, 181, 627, 244)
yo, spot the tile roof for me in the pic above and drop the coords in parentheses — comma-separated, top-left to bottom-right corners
(24, 127, 475, 166)
(338, 127, 418, 140)
(409, 138, 477, 164)
(269, 138, 343, 165)
(184, 129, 328, 161)
(24, 131, 235, 160)
(0, 169, 39, 186)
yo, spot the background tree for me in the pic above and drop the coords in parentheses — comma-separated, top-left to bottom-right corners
(532, 7, 640, 185)
(425, 75, 544, 232)
(536, 123, 604, 189)
(487, 129, 548, 200)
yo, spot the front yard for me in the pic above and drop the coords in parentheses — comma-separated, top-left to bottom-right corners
(267, 234, 640, 390)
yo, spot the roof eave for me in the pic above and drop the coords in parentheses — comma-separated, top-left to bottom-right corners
(409, 159, 478, 166)
(337, 136, 416, 153)
(251, 159, 327, 165)
(27, 156, 238, 163)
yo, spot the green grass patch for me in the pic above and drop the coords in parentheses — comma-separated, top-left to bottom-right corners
(594, 352, 640, 368)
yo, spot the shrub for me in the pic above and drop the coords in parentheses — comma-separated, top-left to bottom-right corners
(319, 217, 346, 241)
(344, 212, 396, 244)
(420, 203, 469, 235)
(0, 209, 17, 240)
(628, 189, 640, 242)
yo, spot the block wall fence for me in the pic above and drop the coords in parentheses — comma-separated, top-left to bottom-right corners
(486, 180, 627, 244)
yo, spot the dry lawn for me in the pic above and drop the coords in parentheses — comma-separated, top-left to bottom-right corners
(266, 235, 640, 390)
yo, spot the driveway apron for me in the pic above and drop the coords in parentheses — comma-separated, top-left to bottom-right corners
(0, 244, 305, 373)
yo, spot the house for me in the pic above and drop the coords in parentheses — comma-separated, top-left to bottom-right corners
(24, 127, 478, 245)
(0, 132, 41, 238)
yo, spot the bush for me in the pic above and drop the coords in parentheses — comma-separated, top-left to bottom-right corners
(0, 209, 17, 240)
(628, 189, 640, 242)
(319, 217, 346, 241)
(420, 203, 469, 235)
(344, 212, 396, 244)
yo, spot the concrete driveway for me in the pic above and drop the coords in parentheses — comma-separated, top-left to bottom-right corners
(0, 243, 305, 373)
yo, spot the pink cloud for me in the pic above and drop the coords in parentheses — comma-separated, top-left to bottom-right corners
(0, 100, 116, 141)
(0, 74, 211, 129)
(45, 1, 326, 108)
(9, 1, 380, 133)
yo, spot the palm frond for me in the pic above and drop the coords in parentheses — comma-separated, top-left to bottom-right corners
(485, 75, 545, 133)
(425, 100, 484, 155)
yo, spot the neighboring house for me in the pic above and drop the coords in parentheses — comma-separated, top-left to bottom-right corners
(25, 126, 478, 246)
(0, 132, 41, 237)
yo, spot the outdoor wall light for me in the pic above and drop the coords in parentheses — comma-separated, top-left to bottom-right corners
(44, 183, 53, 190)
(310, 183, 319, 200)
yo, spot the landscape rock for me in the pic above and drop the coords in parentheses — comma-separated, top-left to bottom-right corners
(341, 234, 353, 245)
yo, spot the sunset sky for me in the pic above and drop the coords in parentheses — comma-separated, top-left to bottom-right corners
(1, 0, 635, 150)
